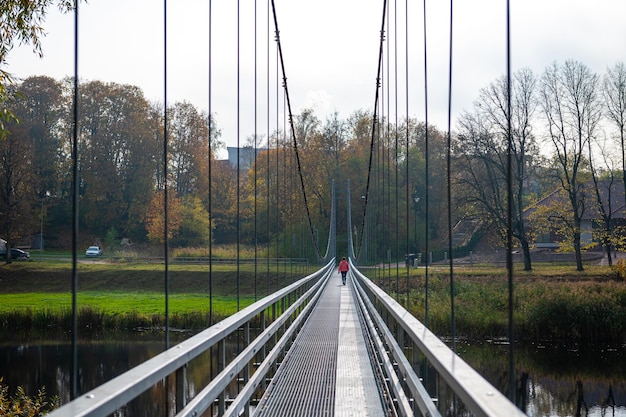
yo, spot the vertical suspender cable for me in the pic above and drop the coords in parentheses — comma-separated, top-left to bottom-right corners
(378, 54, 382, 291)
(275, 49, 279, 289)
(236, 0, 241, 311)
(405, 0, 410, 308)
(376, 115, 381, 285)
(359, 0, 387, 286)
(254, 0, 258, 301)
(70, 0, 79, 400)
(282, 95, 286, 287)
(506, 0, 516, 403)
(266, 0, 271, 296)
(382, 6, 388, 290)
(208, 0, 214, 326)
(270, 0, 324, 261)
(163, 0, 171, 350)
(394, 0, 400, 301)
(446, 0, 456, 353)
(207, 0, 214, 387)
(423, 0, 430, 327)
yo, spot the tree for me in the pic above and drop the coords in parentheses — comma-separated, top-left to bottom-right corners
(587, 128, 624, 266)
(210, 157, 237, 244)
(169, 101, 210, 197)
(455, 69, 538, 270)
(0, 1, 75, 137)
(145, 190, 182, 245)
(77, 80, 157, 238)
(11, 76, 64, 197)
(173, 196, 210, 247)
(0, 121, 37, 257)
(540, 60, 601, 271)
(603, 62, 626, 207)
(526, 188, 584, 254)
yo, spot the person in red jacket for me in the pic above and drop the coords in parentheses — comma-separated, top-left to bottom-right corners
(338, 257, 349, 285)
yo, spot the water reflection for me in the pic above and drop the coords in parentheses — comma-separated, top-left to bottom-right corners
(457, 340, 626, 416)
(0, 338, 624, 416)
(1, 339, 169, 414)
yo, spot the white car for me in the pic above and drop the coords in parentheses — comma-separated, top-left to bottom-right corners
(85, 246, 103, 257)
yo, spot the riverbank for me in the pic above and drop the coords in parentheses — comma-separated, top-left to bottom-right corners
(373, 263, 626, 343)
(1, 261, 624, 342)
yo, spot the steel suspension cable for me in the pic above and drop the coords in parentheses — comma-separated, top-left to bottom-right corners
(394, 0, 400, 301)
(163, 0, 171, 350)
(422, 0, 430, 327)
(275, 58, 279, 289)
(282, 95, 287, 287)
(405, 0, 410, 309)
(236, 0, 241, 311)
(254, 0, 258, 301)
(381, 31, 387, 288)
(382, 0, 391, 292)
(70, 0, 79, 400)
(506, 0, 516, 402)
(266, 0, 271, 295)
(269, 0, 324, 261)
(207, 0, 215, 389)
(446, 0, 456, 354)
(208, 0, 214, 326)
(357, 0, 387, 262)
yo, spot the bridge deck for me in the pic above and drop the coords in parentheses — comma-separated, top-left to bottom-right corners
(254, 272, 385, 416)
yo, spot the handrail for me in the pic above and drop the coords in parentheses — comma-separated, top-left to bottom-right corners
(350, 270, 438, 417)
(350, 259, 527, 417)
(47, 260, 335, 417)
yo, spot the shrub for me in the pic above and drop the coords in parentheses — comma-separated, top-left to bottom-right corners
(0, 378, 58, 416)
(614, 258, 626, 280)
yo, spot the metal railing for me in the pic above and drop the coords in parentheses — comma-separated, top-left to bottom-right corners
(47, 260, 335, 417)
(349, 259, 527, 417)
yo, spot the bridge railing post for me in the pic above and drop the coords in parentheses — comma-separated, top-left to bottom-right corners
(260, 309, 267, 395)
(175, 365, 187, 412)
(243, 322, 250, 417)
(218, 339, 226, 416)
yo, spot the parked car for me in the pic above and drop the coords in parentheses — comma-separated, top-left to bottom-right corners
(85, 246, 103, 257)
(0, 248, 30, 260)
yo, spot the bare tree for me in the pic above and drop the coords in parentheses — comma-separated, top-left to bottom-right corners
(455, 69, 538, 270)
(540, 60, 602, 271)
(603, 62, 626, 207)
(588, 141, 619, 265)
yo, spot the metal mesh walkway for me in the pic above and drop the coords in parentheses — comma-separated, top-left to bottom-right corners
(254, 272, 385, 417)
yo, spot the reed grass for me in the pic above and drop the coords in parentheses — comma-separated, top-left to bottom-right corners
(4, 260, 625, 341)
(394, 269, 626, 342)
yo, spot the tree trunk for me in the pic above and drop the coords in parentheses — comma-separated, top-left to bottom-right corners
(520, 238, 532, 271)
(573, 231, 584, 271)
(5, 243, 11, 265)
(605, 244, 613, 266)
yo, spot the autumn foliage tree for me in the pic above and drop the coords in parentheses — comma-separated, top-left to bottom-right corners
(145, 190, 182, 245)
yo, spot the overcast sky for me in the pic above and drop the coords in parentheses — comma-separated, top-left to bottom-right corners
(7, 0, 626, 158)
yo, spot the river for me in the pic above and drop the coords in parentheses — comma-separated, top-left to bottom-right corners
(0, 337, 624, 416)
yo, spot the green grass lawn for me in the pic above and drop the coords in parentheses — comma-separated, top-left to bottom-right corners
(0, 292, 256, 316)
(2, 259, 625, 341)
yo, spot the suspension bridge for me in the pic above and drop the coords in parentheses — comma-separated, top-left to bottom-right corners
(46, 183, 524, 417)
(30, 0, 527, 415)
